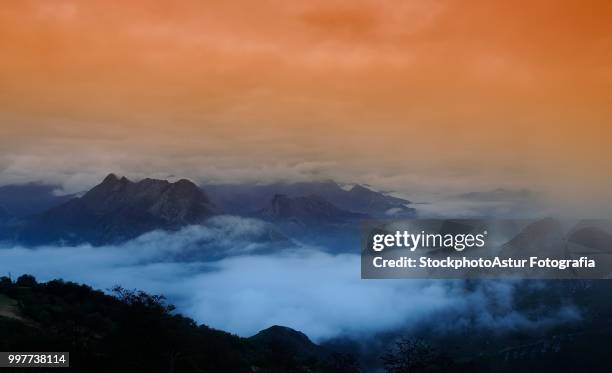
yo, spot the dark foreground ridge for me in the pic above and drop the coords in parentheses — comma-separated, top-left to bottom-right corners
(3, 276, 612, 372)
(0, 275, 359, 373)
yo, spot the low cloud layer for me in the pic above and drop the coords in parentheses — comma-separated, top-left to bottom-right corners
(0, 216, 580, 341)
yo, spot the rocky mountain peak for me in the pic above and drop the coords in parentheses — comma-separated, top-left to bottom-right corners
(18, 174, 217, 245)
(102, 173, 120, 183)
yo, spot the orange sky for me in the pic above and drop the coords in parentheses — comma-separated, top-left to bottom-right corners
(0, 0, 611, 204)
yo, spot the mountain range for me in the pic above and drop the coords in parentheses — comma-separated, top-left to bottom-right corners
(257, 194, 365, 225)
(204, 180, 415, 217)
(0, 174, 414, 247)
(13, 174, 216, 245)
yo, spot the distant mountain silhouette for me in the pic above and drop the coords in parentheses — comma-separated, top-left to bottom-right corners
(258, 194, 365, 225)
(0, 183, 75, 217)
(341, 184, 413, 216)
(567, 226, 612, 251)
(205, 180, 415, 217)
(458, 188, 535, 202)
(498, 219, 612, 278)
(18, 174, 216, 245)
(500, 218, 566, 258)
(3, 175, 415, 248)
(255, 194, 366, 251)
(249, 325, 329, 361)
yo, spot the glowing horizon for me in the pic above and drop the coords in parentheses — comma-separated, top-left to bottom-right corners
(1, 0, 611, 206)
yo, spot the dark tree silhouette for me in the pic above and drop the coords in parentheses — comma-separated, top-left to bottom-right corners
(15, 274, 37, 287)
(327, 352, 362, 373)
(0, 275, 347, 372)
(381, 338, 458, 373)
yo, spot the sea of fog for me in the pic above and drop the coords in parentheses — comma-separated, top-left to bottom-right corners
(0, 216, 579, 342)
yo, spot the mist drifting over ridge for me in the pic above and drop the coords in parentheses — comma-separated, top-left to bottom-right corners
(0, 216, 581, 342)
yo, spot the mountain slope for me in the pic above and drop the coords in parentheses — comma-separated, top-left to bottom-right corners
(249, 325, 330, 361)
(204, 180, 415, 217)
(256, 194, 365, 251)
(18, 174, 217, 245)
(340, 184, 413, 216)
(0, 183, 75, 217)
(258, 194, 365, 225)
(458, 188, 535, 202)
(0, 276, 353, 373)
(501, 218, 566, 256)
